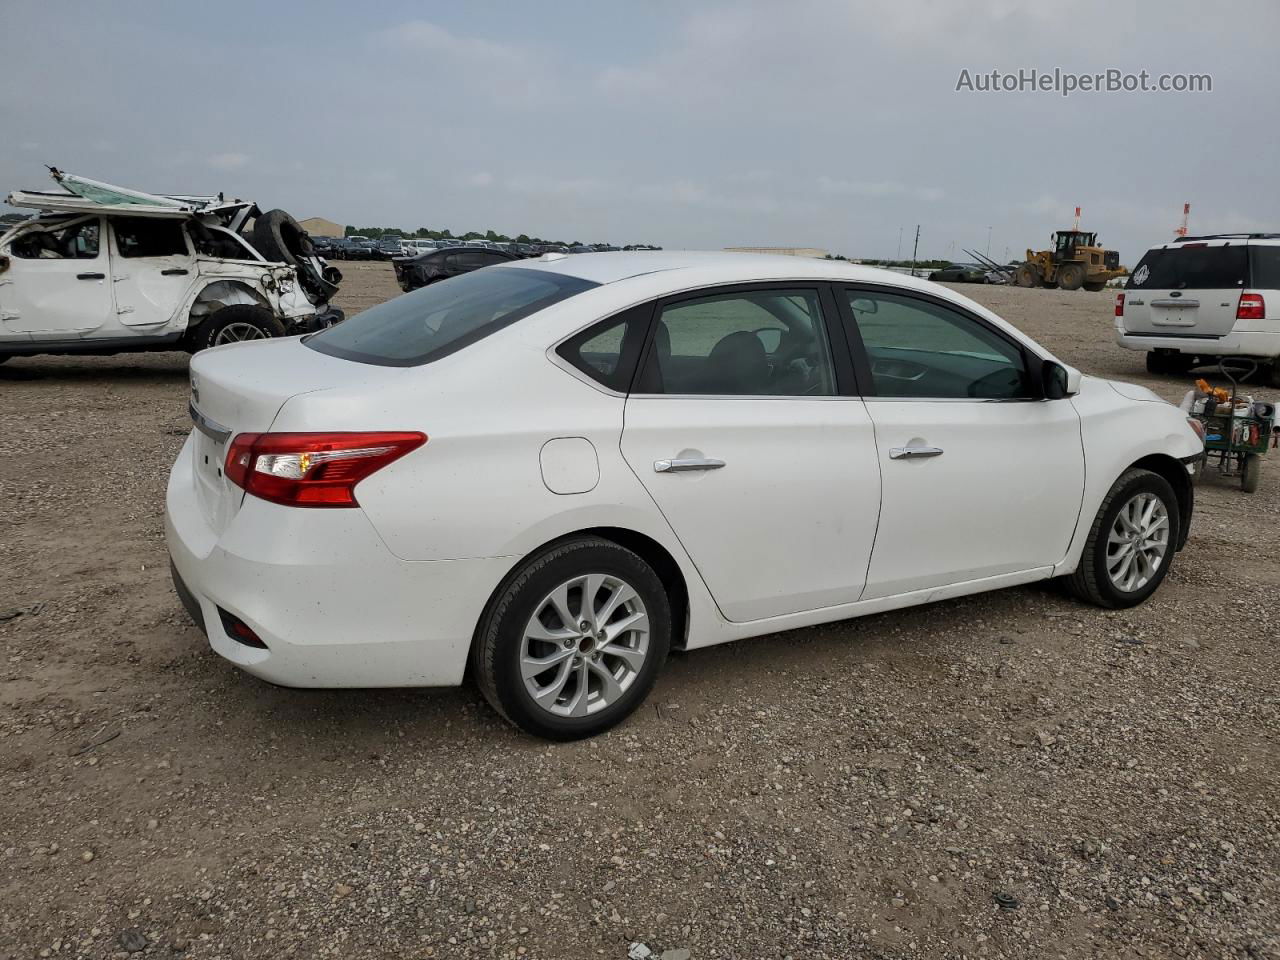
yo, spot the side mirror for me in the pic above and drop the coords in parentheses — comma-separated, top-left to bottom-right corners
(1041, 360, 1081, 399)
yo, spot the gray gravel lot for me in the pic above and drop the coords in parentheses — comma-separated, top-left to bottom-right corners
(1, 263, 1277, 959)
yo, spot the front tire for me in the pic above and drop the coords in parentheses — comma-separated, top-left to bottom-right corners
(1242, 455, 1261, 494)
(1065, 468, 1180, 609)
(190, 304, 285, 352)
(472, 537, 672, 740)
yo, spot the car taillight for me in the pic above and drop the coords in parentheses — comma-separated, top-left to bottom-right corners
(224, 431, 426, 507)
(1186, 417, 1206, 443)
(1115, 292, 1125, 317)
(1237, 293, 1265, 321)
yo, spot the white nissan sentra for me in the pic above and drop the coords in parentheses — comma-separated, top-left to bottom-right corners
(166, 252, 1204, 739)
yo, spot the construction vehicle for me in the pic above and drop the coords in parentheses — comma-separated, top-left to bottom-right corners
(1013, 228, 1126, 291)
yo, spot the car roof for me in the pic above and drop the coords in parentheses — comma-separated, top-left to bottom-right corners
(502, 249, 928, 288)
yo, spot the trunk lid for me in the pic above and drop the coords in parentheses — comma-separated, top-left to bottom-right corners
(1122, 241, 1249, 338)
(186, 337, 397, 533)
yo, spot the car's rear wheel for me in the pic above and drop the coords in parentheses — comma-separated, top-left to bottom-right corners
(1065, 468, 1179, 609)
(191, 304, 285, 352)
(472, 537, 671, 740)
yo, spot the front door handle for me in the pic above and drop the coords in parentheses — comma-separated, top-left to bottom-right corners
(654, 457, 726, 473)
(889, 445, 944, 460)
(76, 272, 106, 280)
(161, 268, 190, 276)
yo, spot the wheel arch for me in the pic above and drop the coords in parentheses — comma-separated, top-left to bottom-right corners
(183, 279, 272, 344)
(1128, 452, 1194, 550)
(469, 526, 692, 675)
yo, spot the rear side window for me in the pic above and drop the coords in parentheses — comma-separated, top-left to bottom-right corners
(307, 266, 597, 367)
(1127, 245, 1248, 290)
(556, 305, 651, 392)
(112, 217, 189, 258)
(1249, 246, 1280, 289)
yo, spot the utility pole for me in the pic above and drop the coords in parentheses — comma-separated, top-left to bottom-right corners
(897, 227, 903, 262)
(909, 225, 920, 277)
(986, 225, 992, 258)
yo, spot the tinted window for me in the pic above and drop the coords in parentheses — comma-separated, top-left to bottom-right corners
(643, 289, 835, 396)
(557, 305, 650, 392)
(1249, 246, 1280, 289)
(307, 267, 597, 367)
(847, 290, 1032, 399)
(10, 220, 99, 259)
(112, 218, 188, 258)
(1126, 245, 1248, 290)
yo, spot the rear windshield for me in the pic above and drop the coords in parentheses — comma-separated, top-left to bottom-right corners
(1126, 244, 1248, 290)
(306, 266, 597, 367)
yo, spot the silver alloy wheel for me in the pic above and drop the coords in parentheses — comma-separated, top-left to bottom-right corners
(213, 322, 270, 346)
(1106, 492, 1170, 592)
(521, 574, 650, 718)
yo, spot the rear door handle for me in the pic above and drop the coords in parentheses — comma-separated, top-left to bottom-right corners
(654, 457, 726, 473)
(161, 268, 190, 276)
(76, 272, 105, 280)
(889, 445, 944, 460)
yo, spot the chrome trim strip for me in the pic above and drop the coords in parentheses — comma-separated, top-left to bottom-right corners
(188, 400, 232, 444)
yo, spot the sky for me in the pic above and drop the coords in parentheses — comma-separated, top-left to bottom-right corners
(3, 0, 1277, 264)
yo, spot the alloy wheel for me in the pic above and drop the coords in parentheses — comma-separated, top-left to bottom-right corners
(213, 322, 269, 346)
(521, 574, 650, 718)
(1106, 492, 1170, 592)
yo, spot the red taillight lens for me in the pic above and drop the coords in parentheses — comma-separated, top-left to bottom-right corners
(1237, 293, 1265, 321)
(1115, 292, 1125, 317)
(224, 431, 427, 508)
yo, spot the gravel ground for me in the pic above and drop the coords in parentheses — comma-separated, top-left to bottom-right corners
(1, 263, 1278, 960)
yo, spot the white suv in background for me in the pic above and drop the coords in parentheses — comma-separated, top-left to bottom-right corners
(1115, 233, 1280, 386)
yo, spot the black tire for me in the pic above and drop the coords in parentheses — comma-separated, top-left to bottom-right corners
(472, 537, 672, 740)
(1266, 363, 1280, 389)
(1065, 468, 1180, 609)
(1058, 263, 1085, 291)
(1146, 351, 1170, 375)
(928, 272, 940, 281)
(1242, 455, 1261, 494)
(252, 209, 314, 266)
(189, 304, 285, 352)
(0, 354, 10, 365)
(1083, 281, 1106, 292)
(1014, 265, 1038, 288)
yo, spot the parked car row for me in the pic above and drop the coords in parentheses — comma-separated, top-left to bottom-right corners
(313, 235, 662, 262)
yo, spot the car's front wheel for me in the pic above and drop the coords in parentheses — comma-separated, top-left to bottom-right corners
(472, 537, 671, 740)
(1065, 468, 1180, 609)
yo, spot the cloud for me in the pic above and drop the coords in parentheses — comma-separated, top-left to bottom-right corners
(466, 171, 494, 188)
(208, 152, 249, 171)
(818, 176, 944, 202)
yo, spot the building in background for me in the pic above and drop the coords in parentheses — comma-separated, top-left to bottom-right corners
(723, 245, 828, 259)
(299, 217, 343, 239)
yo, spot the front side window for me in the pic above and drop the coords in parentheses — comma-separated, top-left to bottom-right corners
(112, 217, 189, 258)
(641, 289, 835, 396)
(10, 219, 100, 260)
(307, 266, 597, 367)
(846, 290, 1032, 399)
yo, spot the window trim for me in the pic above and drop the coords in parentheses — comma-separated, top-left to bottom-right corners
(629, 281, 856, 400)
(832, 282, 1049, 402)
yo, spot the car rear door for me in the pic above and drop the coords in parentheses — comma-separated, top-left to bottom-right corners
(108, 217, 197, 328)
(619, 283, 882, 623)
(1122, 242, 1248, 338)
(837, 285, 1084, 600)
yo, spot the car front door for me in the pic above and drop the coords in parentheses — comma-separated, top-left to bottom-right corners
(838, 286, 1084, 600)
(620, 284, 882, 623)
(107, 217, 197, 329)
(0, 217, 114, 338)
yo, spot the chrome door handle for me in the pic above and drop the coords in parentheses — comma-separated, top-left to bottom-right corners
(654, 457, 726, 473)
(889, 445, 944, 460)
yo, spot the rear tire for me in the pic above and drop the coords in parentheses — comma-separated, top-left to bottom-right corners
(472, 537, 671, 740)
(1058, 263, 1085, 291)
(1266, 363, 1280, 389)
(252, 209, 313, 266)
(190, 304, 285, 352)
(1065, 468, 1180, 609)
(1242, 455, 1261, 494)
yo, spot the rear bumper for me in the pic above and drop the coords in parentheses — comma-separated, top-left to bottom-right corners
(1115, 327, 1280, 358)
(164, 437, 513, 688)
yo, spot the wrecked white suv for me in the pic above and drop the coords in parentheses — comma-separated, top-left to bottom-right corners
(0, 170, 343, 362)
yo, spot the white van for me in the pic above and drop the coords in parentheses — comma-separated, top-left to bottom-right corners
(1115, 234, 1280, 386)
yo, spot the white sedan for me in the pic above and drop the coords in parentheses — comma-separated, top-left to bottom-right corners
(166, 252, 1204, 739)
